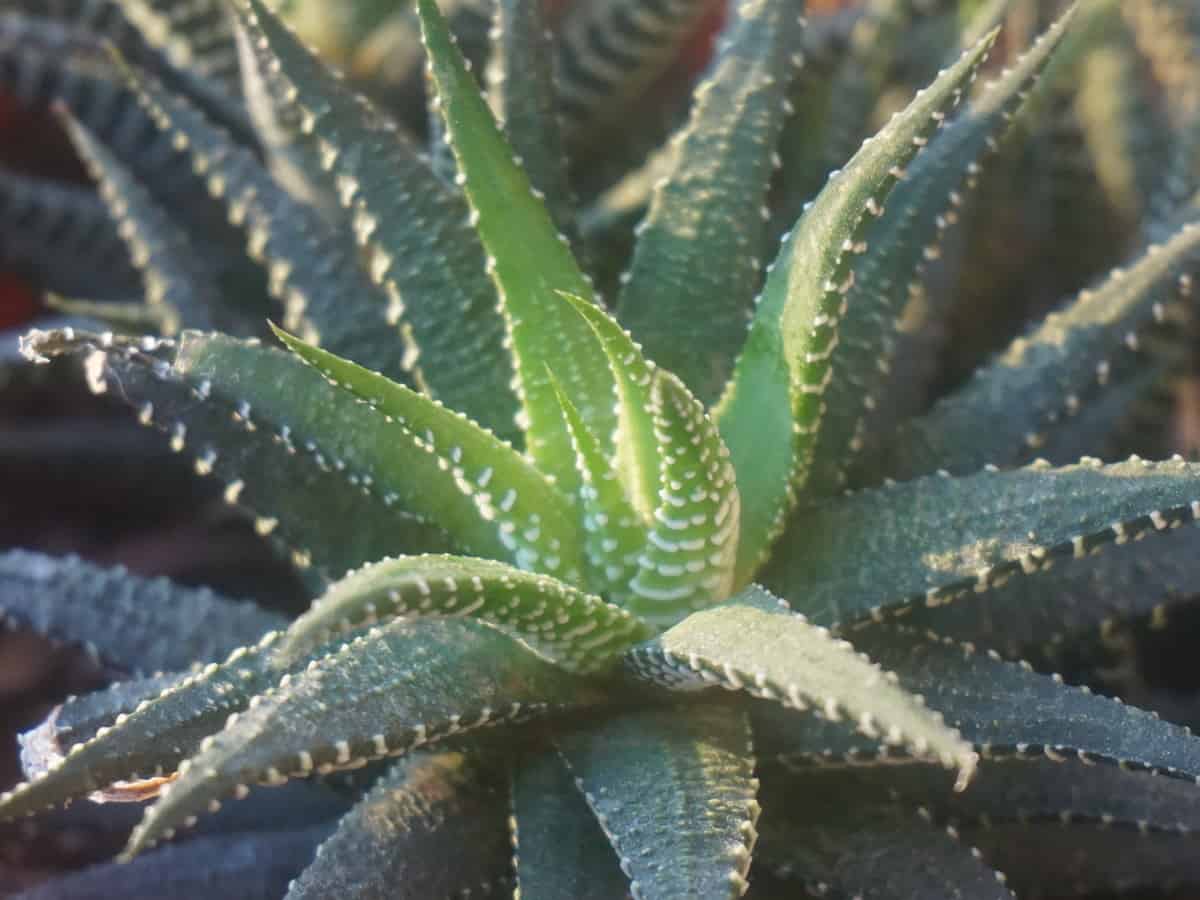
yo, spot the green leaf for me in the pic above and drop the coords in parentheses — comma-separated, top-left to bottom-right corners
(273, 327, 585, 583)
(755, 797, 1011, 900)
(554, 0, 715, 140)
(0, 166, 138, 301)
(116, 58, 418, 386)
(626, 586, 977, 784)
(763, 456, 1200, 627)
(716, 28, 997, 585)
(842, 625, 1200, 780)
(21, 329, 451, 586)
(484, 0, 579, 243)
(884, 220, 1200, 479)
(16, 826, 332, 900)
(510, 748, 630, 900)
(227, 0, 520, 439)
(555, 704, 759, 900)
(907, 523, 1200, 659)
(60, 113, 219, 335)
(626, 371, 740, 626)
(769, 754, 1200, 834)
(275, 555, 651, 673)
(123, 618, 607, 858)
(0, 631, 285, 820)
(286, 751, 511, 900)
(616, 0, 807, 402)
(809, 6, 1075, 492)
(418, 0, 614, 493)
(552, 376, 647, 607)
(0, 550, 283, 675)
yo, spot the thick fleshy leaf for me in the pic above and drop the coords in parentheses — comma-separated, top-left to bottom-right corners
(627, 371, 740, 626)
(273, 327, 584, 583)
(555, 704, 759, 900)
(0, 631, 285, 820)
(818, 626, 1200, 782)
(0, 167, 137, 300)
(616, 0, 806, 402)
(754, 797, 1011, 900)
(808, 6, 1075, 492)
(554, 0, 716, 140)
(123, 618, 608, 857)
(764, 457, 1200, 627)
(510, 748, 630, 900)
(227, 0, 519, 438)
(716, 29, 996, 584)
(12, 825, 331, 900)
(116, 60, 418, 385)
(0, 550, 283, 674)
(767, 755, 1200, 834)
(418, 0, 613, 493)
(885, 221, 1200, 479)
(61, 114, 220, 334)
(276, 555, 651, 673)
(484, 0, 578, 242)
(907, 523, 1200, 659)
(286, 751, 512, 900)
(625, 586, 977, 783)
(553, 378, 647, 605)
(21, 329, 450, 585)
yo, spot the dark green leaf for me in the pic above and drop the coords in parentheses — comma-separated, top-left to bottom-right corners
(616, 0, 806, 402)
(764, 457, 1200, 627)
(124, 618, 607, 857)
(555, 704, 759, 900)
(286, 751, 512, 900)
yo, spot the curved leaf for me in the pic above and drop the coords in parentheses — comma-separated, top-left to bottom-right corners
(555, 704, 759, 900)
(626, 586, 977, 783)
(764, 457, 1200, 627)
(616, 0, 807, 402)
(0, 550, 283, 674)
(276, 555, 651, 673)
(716, 28, 997, 584)
(123, 618, 607, 857)
(286, 751, 512, 900)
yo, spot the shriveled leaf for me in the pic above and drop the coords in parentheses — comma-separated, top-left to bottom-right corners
(123, 618, 608, 857)
(227, 0, 519, 438)
(276, 555, 651, 673)
(555, 704, 759, 900)
(0, 550, 283, 674)
(22, 329, 451, 585)
(616, 0, 806, 402)
(418, 0, 613, 493)
(510, 747, 629, 900)
(885, 220, 1200, 479)
(763, 456, 1200, 627)
(716, 29, 997, 584)
(625, 586, 977, 783)
(286, 751, 512, 900)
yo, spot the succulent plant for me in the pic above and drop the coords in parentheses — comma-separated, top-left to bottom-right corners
(4, 0, 1200, 898)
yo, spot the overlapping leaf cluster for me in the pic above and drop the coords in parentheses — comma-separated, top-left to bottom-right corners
(3, 1, 1200, 898)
